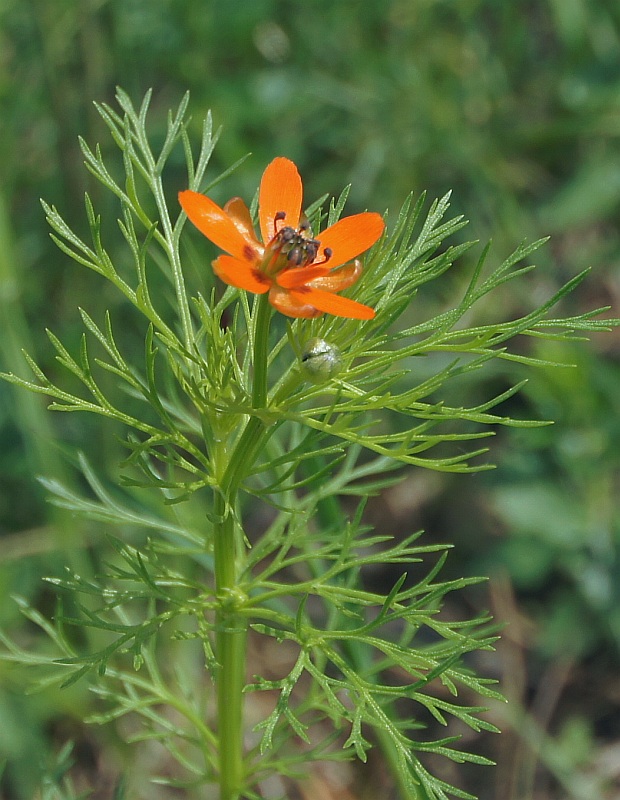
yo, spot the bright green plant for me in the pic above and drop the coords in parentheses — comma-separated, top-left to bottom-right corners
(0, 89, 615, 800)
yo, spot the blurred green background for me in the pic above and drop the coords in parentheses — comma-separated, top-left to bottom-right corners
(1, 1, 620, 798)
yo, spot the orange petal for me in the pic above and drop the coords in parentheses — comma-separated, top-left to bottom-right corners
(308, 260, 362, 292)
(259, 158, 303, 245)
(212, 255, 270, 294)
(293, 286, 375, 320)
(179, 190, 261, 263)
(268, 286, 322, 318)
(318, 212, 385, 268)
(223, 197, 256, 241)
(276, 265, 331, 289)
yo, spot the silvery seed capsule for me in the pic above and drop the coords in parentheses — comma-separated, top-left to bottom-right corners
(300, 338, 343, 383)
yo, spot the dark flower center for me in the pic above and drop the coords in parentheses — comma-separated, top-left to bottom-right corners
(262, 212, 332, 275)
(275, 225, 320, 266)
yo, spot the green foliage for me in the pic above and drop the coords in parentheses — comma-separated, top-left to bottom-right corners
(0, 89, 617, 799)
(0, 5, 618, 798)
(3, 91, 614, 488)
(3, 499, 501, 798)
(35, 742, 89, 800)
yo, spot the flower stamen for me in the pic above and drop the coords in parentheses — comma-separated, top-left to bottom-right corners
(312, 247, 333, 267)
(265, 224, 323, 271)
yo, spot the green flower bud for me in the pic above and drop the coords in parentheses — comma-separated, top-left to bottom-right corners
(300, 338, 343, 383)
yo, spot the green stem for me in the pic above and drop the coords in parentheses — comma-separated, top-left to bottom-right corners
(213, 293, 272, 800)
(220, 295, 273, 496)
(131, 103, 194, 351)
(251, 293, 272, 409)
(214, 490, 246, 800)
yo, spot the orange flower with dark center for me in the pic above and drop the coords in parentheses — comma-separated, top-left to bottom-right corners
(179, 157, 384, 319)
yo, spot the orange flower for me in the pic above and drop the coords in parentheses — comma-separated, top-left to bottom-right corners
(179, 157, 384, 319)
